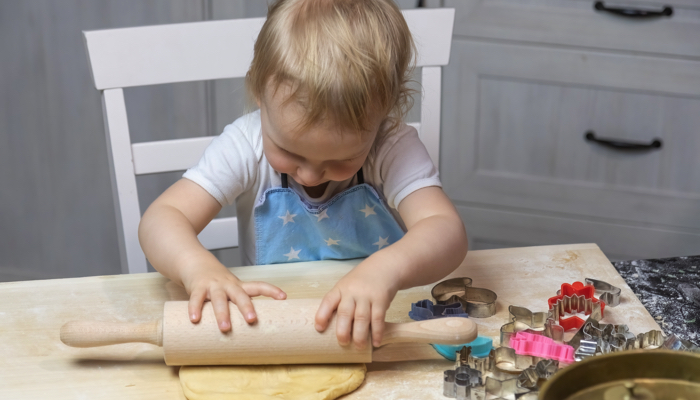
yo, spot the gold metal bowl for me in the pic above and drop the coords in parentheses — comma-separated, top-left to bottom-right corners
(539, 350, 700, 400)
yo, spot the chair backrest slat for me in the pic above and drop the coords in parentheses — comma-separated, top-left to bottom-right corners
(102, 88, 147, 273)
(85, 18, 266, 90)
(198, 217, 239, 250)
(132, 137, 215, 175)
(419, 66, 442, 166)
(84, 9, 454, 89)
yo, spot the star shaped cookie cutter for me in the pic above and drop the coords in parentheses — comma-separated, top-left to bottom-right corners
(484, 375, 533, 399)
(500, 305, 564, 346)
(432, 277, 498, 318)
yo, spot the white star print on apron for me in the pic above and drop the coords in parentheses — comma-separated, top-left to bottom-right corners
(253, 169, 405, 264)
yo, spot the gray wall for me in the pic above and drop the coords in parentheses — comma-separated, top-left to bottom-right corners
(0, 0, 429, 282)
(9, 1, 689, 282)
(0, 1, 263, 281)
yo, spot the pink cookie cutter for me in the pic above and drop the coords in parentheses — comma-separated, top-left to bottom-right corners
(509, 331, 574, 364)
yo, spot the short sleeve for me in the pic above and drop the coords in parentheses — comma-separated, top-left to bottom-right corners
(182, 116, 260, 206)
(374, 124, 442, 209)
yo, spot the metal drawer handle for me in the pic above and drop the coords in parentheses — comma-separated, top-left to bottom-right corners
(594, 1, 673, 18)
(584, 131, 662, 151)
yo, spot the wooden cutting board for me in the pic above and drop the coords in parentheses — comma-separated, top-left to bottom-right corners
(0, 243, 661, 399)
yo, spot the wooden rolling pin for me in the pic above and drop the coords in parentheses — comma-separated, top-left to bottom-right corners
(61, 299, 477, 365)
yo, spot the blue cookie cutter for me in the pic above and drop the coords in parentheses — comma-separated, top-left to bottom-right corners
(408, 299, 493, 360)
(408, 299, 468, 321)
(432, 336, 493, 360)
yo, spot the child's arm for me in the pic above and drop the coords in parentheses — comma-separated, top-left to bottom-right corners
(314, 186, 467, 349)
(139, 179, 286, 332)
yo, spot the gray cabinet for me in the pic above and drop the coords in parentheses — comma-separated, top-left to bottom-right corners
(442, 0, 700, 260)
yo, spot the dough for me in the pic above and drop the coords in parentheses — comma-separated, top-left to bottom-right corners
(179, 364, 366, 400)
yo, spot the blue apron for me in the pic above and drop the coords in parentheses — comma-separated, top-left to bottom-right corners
(254, 170, 405, 264)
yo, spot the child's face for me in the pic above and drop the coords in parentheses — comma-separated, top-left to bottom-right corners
(259, 84, 382, 188)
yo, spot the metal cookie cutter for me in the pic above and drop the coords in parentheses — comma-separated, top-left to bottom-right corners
(568, 317, 632, 360)
(500, 305, 564, 346)
(432, 277, 498, 318)
(494, 346, 538, 372)
(458, 346, 536, 374)
(566, 311, 603, 351)
(484, 375, 532, 399)
(453, 372, 470, 400)
(458, 345, 540, 374)
(573, 338, 598, 361)
(637, 330, 665, 349)
(518, 359, 559, 389)
(456, 345, 495, 375)
(662, 333, 700, 352)
(584, 278, 621, 307)
(443, 365, 482, 399)
(547, 294, 604, 331)
(581, 320, 635, 354)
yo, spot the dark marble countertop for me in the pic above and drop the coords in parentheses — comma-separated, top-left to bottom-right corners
(613, 255, 700, 346)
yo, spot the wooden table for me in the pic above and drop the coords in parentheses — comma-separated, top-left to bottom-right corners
(0, 243, 660, 399)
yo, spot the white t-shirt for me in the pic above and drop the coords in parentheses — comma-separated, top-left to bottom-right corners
(183, 110, 441, 265)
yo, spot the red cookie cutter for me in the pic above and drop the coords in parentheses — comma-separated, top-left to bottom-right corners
(547, 281, 605, 331)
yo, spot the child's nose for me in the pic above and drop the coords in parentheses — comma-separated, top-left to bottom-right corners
(297, 166, 325, 185)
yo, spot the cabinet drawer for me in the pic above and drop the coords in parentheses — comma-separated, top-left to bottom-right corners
(441, 40, 700, 231)
(456, 204, 700, 260)
(448, 0, 700, 59)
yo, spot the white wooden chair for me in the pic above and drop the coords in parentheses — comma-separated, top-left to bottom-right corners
(83, 8, 455, 274)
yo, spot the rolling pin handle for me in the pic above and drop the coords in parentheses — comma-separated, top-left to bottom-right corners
(378, 317, 478, 346)
(60, 319, 163, 348)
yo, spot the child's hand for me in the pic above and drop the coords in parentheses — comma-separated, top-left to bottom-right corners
(314, 262, 399, 349)
(185, 266, 287, 332)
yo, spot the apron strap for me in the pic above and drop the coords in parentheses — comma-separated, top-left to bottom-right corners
(280, 168, 363, 189)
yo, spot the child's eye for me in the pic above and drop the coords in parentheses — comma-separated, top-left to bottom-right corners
(281, 148, 302, 159)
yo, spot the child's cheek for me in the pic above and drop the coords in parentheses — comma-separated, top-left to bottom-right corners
(267, 151, 295, 175)
(328, 163, 363, 182)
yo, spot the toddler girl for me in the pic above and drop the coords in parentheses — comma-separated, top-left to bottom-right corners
(139, 0, 467, 349)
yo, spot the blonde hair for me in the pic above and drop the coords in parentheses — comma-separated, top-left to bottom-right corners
(246, 0, 416, 136)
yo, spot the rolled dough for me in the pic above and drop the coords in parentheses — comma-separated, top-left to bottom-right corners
(179, 364, 366, 400)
